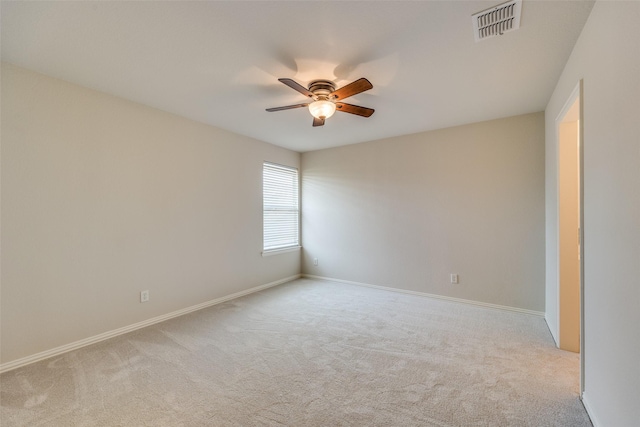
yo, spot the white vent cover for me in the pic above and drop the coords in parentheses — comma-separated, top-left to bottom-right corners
(472, 0, 522, 42)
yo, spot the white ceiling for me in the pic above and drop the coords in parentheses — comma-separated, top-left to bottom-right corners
(1, 1, 594, 152)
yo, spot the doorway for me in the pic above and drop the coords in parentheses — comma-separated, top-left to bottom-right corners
(556, 81, 584, 393)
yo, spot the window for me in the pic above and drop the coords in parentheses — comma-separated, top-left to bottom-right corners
(263, 162, 299, 253)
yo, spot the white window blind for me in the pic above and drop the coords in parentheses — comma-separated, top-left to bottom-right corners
(263, 162, 299, 252)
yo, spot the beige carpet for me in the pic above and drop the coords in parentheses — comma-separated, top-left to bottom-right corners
(1, 278, 591, 426)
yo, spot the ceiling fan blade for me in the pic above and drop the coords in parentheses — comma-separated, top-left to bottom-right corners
(278, 78, 315, 98)
(312, 117, 325, 127)
(266, 103, 309, 112)
(330, 78, 373, 101)
(335, 102, 375, 117)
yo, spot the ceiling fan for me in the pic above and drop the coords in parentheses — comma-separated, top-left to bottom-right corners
(266, 77, 375, 127)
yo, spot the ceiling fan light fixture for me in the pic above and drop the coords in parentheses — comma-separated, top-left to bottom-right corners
(308, 100, 336, 120)
(266, 77, 374, 127)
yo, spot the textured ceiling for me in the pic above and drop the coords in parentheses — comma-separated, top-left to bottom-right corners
(1, 1, 594, 152)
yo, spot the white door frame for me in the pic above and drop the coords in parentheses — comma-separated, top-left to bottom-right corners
(555, 80, 585, 395)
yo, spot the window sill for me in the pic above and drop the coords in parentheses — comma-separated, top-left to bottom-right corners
(262, 246, 301, 257)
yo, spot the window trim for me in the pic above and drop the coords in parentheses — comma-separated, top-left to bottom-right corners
(261, 245, 301, 257)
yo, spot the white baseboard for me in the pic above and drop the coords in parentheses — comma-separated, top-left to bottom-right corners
(544, 315, 559, 347)
(302, 274, 545, 317)
(580, 392, 601, 427)
(0, 274, 301, 374)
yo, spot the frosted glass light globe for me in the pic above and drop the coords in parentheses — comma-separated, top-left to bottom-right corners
(308, 100, 336, 119)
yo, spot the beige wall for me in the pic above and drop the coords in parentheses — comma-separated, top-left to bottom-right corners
(1, 63, 300, 364)
(545, 1, 640, 425)
(301, 112, 545, 312)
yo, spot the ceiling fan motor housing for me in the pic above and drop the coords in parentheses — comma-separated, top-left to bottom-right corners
(308, 80, 337, 99)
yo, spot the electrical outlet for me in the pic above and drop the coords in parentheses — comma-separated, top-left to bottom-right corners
(450, 274, 459, 284)
(313, 258, 318, 266)
(140, 290, 149, 303)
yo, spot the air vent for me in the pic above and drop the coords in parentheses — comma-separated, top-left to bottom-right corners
(472, 0, 522, 42)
